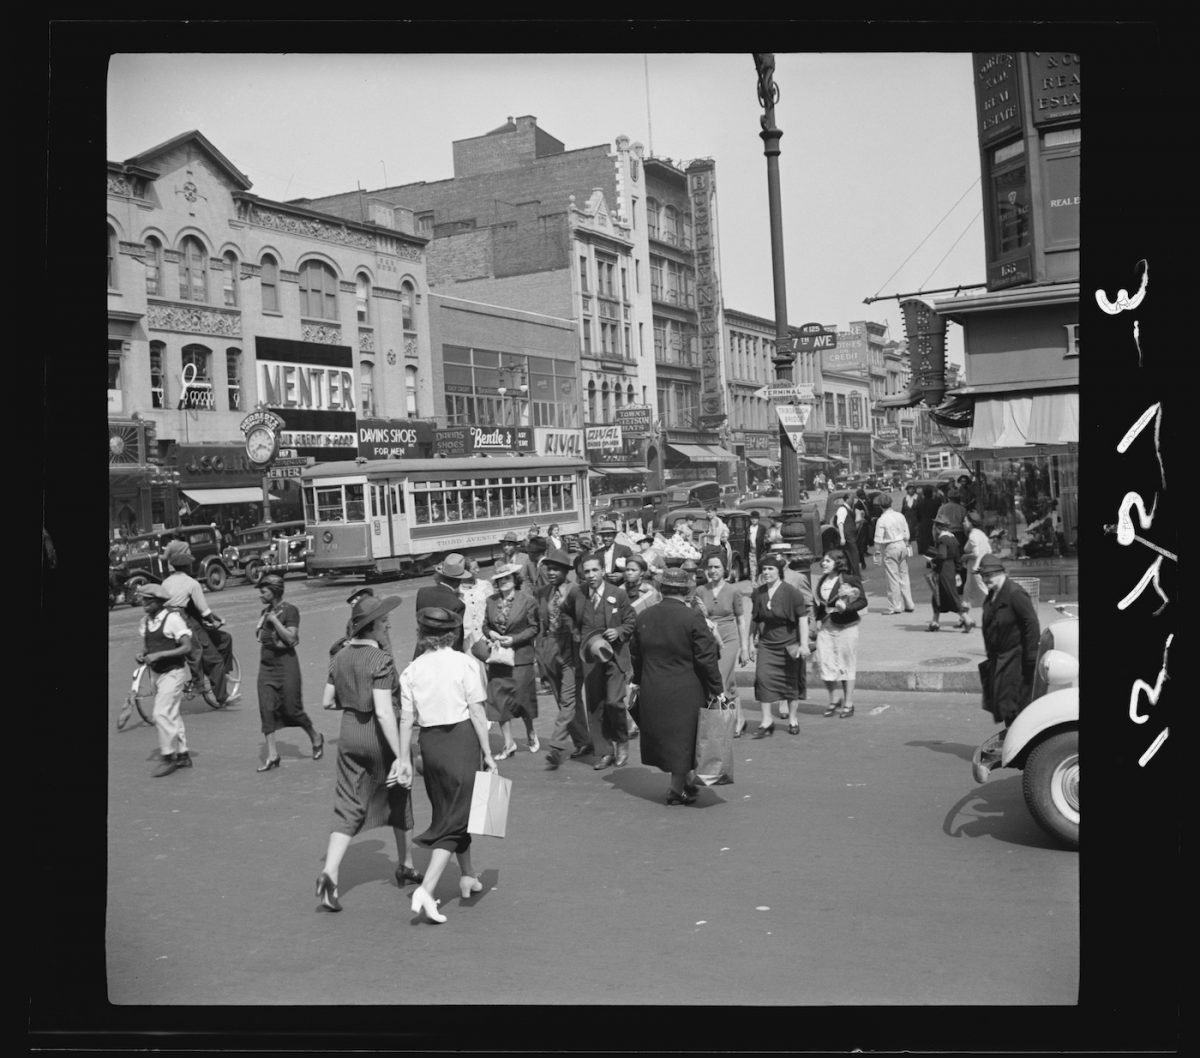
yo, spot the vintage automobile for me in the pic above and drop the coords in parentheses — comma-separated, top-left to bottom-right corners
(735, 495, 826, 560)
(596, 490, 669, 531)
(221, 519, 308, 585)
(971, 603, 1079, 850)
(116, 524, 233, 605)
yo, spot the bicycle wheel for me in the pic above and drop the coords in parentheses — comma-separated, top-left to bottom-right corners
(207, 654, 242, 709)
(131, 664, 157, 726)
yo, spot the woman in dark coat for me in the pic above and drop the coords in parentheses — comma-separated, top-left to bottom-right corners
(630, 567, 724, 805)
(915, 485, 939, 556)
(926, 519, 972, 632)
(978, 554, 1041, 725)
(747, 552, 811, 737)
(480, 563, 540, 759)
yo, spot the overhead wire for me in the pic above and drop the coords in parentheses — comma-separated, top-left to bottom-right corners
(918, 207, 984, 291)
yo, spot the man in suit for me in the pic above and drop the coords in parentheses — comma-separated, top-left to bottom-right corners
(590, 520, 633, 587)
(536, 548, 590, 769)
(576, 553, 636, 769)
(746, 510, 768, 580)
(414, 553, 469, 654)
(498, 531, 537, 592)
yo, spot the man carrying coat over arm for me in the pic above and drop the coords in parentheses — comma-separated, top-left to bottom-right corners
(978, 554, 1040, 726)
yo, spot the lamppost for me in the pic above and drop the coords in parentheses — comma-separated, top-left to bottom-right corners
(753, 53, 805, 549)
(496, 361, 528, 427)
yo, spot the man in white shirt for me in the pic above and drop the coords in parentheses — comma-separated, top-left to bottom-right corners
(873, 493, 915, 614)
(831, 497, 862, 577)
(132, 584, 195, 776)
(160, 552, 233, 703)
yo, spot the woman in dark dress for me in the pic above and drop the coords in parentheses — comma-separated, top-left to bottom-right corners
(314, 594, 416, 912)
(693, 553, 750, 737)
(398, 607, 496, 925)
(630, 567, 724, 805)
(255, 574, 323, 771)
(747, 552, 811, 737)
(916, 485, 940, 557)
(926, 518, 973, 632)
(480, 563, 540, 759)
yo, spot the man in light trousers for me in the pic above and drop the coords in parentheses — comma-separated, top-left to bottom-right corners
(873, 493, 915, 614)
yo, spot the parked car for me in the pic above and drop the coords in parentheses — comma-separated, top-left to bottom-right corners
(222, 519, 308, 585)
(719, 483, 741, 507)
(116, 524, 232, 605)
(663, 480, 723, 514)
(732, 496, 826, 561)
(598, 490, 669, 530)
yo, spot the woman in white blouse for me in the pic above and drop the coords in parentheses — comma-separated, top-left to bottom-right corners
(396, 607, 497, 924)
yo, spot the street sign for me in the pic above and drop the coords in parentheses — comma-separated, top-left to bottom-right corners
(271, 456, 315, 468)
(795, 321, 838, 353)
(775, 404, 811, 452)
(276, 448, 298, 459)
(752, 381, 816, 402)
(266, 465, 304, 480)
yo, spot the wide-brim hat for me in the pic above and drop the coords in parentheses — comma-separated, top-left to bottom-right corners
(415, 605, 463, 633)
(595, 520, 617, 534)
(435, 553, 472, 579)
(491, 562, 523, 582)
(977, 554, 1006, 576)
(349, 594, 403, 636)
(582, 632, 615, 663)
(542, 547, 573, 569)
(346, 587, 375, 606)
(137, 583, 171, 600)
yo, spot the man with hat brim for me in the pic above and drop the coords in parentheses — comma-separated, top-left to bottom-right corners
(534, 548, 591, 768)
(160, 549, 234, 706)
(590, 520, 633, 587)
(497, 532, 537, 592)
(629, 566, 724, 805)
(977, 553, 1040, 726)
(574, 551, 637, 770)
(133, 582, 195, 776)
(634, 533, 665, 578)
(414, 554, 470, 656)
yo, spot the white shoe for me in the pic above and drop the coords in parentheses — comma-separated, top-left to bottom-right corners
(528, 735, 541, 753)
(411, 887, 446, 923)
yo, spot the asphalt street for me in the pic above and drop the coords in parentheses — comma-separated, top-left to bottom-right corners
(107, 573, 1078, 1007)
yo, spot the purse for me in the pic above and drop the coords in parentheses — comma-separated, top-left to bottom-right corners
(487, 642, 516, 667)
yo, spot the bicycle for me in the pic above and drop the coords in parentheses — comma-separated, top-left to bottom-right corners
(117, 614, 242, 729)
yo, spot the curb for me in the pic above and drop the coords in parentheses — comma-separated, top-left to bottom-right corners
(733, 667, 981, 694)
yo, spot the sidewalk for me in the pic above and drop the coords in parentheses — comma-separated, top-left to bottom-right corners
(733, 550, 1074, 694)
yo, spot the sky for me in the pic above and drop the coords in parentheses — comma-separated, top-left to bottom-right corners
(107, 51, 985, 365)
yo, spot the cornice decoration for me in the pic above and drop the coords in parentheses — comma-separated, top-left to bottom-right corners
(240, 263, 261, 278)
(404, 337, 419, 359)
(164, 249, 183, 264)
(372, 287, 403, 301)
(241, 201, 374, 250)
(339, 281, 357, 293)
(358, 328, 375, 353)
(280, 270, 300, 284)
(147, 301, 242, 338)
(119, 241, 146, 259)
(393, 242, 423, 262)
(301, 322, 344, 344)
(107, 174, 133, 197)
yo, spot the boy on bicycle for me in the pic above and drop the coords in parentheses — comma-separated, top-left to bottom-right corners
(134, 583, 194, 777)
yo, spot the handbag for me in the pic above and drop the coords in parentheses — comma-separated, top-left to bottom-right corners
(467, 770, 512, 838)
(486, 642, 516, 667)
(784, 641, 803, 660)
(694, 695, 736, 786)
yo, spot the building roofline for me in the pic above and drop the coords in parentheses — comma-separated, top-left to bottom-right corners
(232, 191, 429, 248)
(120, 129, 252, 191)
(428, 292, 576, 329)
(933, 281, 1079, 318)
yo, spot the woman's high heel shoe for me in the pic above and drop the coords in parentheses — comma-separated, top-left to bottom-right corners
(494, 744, 519, 761)
(732, 718, 747, 739)
(751, 724, 775, 739)
(788, 721, 800, 735)
(838, 705, 855, 718)
(315, 873, 341, 912)
(459, 875, 483, 900)
(257, 755, 281, 772)
(411, 887, 446, 923)
(822, 704, 839, 717)
(395, 864, 424, 887)
(311, 733, 325, 760)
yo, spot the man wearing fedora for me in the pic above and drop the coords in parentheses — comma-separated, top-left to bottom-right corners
(535, 547, 591, 768)
(414, 554, 469, 655)
(978, 553, 1040, 727)
(590, 520, 633, 587)
(576, 553, 636, 769)
(498, 531, 537, 592)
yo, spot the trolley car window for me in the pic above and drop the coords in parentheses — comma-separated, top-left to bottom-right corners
(408, 472, 578, 529)
(315, 487, 345, 523)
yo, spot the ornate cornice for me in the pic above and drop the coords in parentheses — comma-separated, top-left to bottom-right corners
(238, 201, 374, 250)
(301, 322, 344, 344)
(240, 263, 261, 278)
(373, 287, 403, 301)
(339, 281, 357, 293)
(147, 300, 242, 338)
(119, 241, 146, 258)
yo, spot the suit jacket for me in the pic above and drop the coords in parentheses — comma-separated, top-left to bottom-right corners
(481, 590, 539, 667)
(569, 582, 636, 674)
(811, 572, 868, 627)
(746, 521, 768, 560)
(590, 542, 634, 584)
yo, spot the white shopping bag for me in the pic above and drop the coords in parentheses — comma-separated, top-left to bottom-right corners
(467, 770, 512, 838)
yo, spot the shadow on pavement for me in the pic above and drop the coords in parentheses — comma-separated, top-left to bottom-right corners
(906, 739, 977, 763)
(942, 775, 1069, 851)
(335, 838, 399, 896)
(603, 766, 729, 809)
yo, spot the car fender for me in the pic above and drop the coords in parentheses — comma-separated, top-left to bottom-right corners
(1002, 688, 1079, 768)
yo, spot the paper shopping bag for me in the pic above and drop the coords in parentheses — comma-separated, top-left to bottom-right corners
(693, 700, 736, 787)
(467, 770, 512, 838)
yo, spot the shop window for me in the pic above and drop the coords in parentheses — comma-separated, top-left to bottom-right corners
(107, 225, 118, 289)
(226, 347, 242, 411)
(299, 260, 339, 319)
(144, 236, 162, 296)
(261, 254, 279, 313)
(405, 365, 418, 416)
(149, 342, 167, 408)
(178, 236, 208, 302)
(179, 344, 214, 410)
(222, 251, 239, 307)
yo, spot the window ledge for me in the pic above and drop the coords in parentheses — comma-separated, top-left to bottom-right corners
(261, 310, 284, 318)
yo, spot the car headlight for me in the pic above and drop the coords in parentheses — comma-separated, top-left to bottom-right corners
(1039, 648, 1079, 688)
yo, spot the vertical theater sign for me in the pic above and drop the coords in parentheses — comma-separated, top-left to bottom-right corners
(688, 160, 727, 426)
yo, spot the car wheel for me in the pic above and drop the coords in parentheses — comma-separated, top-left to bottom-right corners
(205, 563, 228, 592)
(1022, 730, 1079, 850)
(124, 574, 148, 606)
(243, 558, 265, 585)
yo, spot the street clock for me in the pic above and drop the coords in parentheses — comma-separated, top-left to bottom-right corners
(245, 424, 279, 466)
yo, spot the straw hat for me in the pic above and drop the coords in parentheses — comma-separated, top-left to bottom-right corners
(435, 553, 472, 579)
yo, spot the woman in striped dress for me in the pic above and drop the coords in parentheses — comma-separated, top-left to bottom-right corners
(313, 594, 419, 913)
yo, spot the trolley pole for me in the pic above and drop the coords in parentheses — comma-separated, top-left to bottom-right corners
(753, 54, 804, 548)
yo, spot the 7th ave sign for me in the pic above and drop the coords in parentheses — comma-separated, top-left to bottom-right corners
(794, 322, 838, 352)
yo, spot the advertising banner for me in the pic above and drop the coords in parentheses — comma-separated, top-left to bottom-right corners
(614, 405, 653, 434)
(585, 425, 623, 452)
(822, 346, 868, 373)
(255, 337, 357, 462)
(973, 52, 1023, 146)
(356, 418, 434, 460)
(433, 425, 533, 457)
(688, 162, 726, 425)
(534, 428, 586, 458)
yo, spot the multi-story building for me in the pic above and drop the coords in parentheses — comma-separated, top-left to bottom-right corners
(302, 117, 738, 489)
(107, 131, 431, 535)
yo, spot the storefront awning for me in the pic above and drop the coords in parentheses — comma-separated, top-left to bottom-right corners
(748, 457, 779, 469)
(968, 392, 1078, 450)
(182, 487, 278, 505)
(591, 466, 651, 476)
(667, 443, 738, 462)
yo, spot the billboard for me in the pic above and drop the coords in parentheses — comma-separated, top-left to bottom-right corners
(255, 337, 357, 462)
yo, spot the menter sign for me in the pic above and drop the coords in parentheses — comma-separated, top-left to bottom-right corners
(255, 337, 357, 462)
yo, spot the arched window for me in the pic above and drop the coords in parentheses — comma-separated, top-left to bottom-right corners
(299, 260, 339, 319)
(144, 236, 162, 296)
(179, 236, 208, 302)
(107, 226, 118, 288)
(260, 254, 279, 313)
(401, 281, 415, 331)
(360, 361, 376, 417)
(613, 382, 623, 410)
(662, 205, 678, 245)
(222, 252, 239, 307)
(601, 380, 611, 422)
(180, 344, 214, 410)
(627, 383, 636, 407)
(405, 365, 419, 416)
(226, 347, 242, 411)
(149, 341, 166, 408)
(587, 379, 597, 423)
(646, 198, 660, 240)
(356, 273, 371, 324)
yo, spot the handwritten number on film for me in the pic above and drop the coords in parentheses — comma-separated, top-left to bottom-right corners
(1104, 261, 1172, 766)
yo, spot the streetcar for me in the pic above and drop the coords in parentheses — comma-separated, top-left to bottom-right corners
(300, 455, 591, 579)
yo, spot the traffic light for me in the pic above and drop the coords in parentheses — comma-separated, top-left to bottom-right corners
(899, 297, 947, 406)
